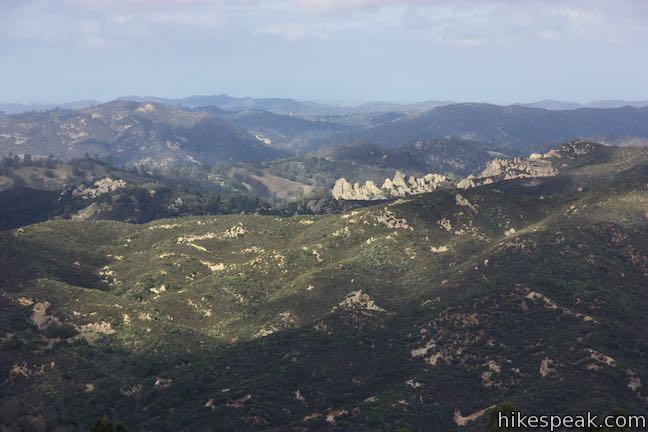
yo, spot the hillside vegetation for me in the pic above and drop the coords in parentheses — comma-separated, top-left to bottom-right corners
(0, 156, 271, 230)
(1, 142, 648, 431)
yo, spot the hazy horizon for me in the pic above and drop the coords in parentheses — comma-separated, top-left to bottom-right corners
(4, 94, 648, 108)
(2, 0, 648, 104)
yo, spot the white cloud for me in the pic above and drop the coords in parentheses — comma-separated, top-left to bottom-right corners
(3, 0, 648, 51)
(135, 10, 228, 29)
(78, 22, 108, 49)
(295, 0, 430, 14)
(257, 23, 326, 41)
(534, 29, 563, 42)
(393, 0, 648, 48)
(60, 0, 252, 8)
(0, 1, 233, 50)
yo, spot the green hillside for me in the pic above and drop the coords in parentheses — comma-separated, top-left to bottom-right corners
(1, 142, 648, 431)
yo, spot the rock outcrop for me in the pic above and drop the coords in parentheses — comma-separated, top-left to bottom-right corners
(549, 140, 599, 158)
(479, 157, 557, 179)
(332, 171, 449, 201)
(334, 141, 598, 196)
(457, 153, 557, 189)
(332, 179, 386, 201)
(71, 177, 127, 199)
(333, 290, 388, 314)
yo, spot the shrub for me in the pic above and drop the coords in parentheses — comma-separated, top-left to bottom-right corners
(486, 403, 517, 432)
(45, 322, 79, 339)
(90, 417, 127, 432)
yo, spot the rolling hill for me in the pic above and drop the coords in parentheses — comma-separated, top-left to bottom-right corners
(0, 156, 271, 230)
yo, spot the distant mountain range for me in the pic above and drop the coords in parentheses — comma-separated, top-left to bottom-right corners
(517, 99, 648, 110)
(0, 100, 286, 167)
(3, 99, 648, 177)
(0, 100, 101, 115)
(353, 103, 648, 152)
(2, 95, 647, 116)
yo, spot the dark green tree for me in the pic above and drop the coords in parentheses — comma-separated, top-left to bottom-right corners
(486, 403, 518, 432)
(206, 193, 222, 214)
(90, 417, 127, 432)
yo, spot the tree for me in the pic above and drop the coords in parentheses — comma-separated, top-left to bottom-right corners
(71, 164, 84, 177)
(45, 154, 57, 169)
(486, 403, 518, 432)
(206, 193, 222, 215)
(90, 417, 127, 432)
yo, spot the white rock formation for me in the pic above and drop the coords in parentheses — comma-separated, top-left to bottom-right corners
(332, 179, 386, 201)
(479, 157, 557, 179)
(457, 153, 557, 189)
(71, 177, 127, 199)
(333, 290, 388, 313)
(335, 141, 596, 197)
(332, 171, 449, 201)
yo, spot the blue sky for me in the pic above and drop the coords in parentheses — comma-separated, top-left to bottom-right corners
(1, 0, 647, 104)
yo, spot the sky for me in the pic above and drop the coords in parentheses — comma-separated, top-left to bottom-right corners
(1, 0, 647, 104)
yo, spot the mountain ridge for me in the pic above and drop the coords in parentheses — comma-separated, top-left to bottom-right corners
(4, 95, 648, 116)
(354, 104, 648, 152)
(0, 100, 287, 168)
